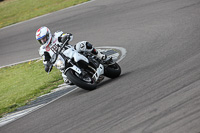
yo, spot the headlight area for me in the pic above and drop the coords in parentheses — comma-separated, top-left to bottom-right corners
(54, 57, 65, 69)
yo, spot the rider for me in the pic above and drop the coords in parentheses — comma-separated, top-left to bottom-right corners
(36, 26, 107, 84)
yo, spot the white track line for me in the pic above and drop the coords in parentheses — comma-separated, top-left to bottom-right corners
(97, 46, 127, 63)
(0, 89, 76, 127)
(0, 57, 41, 69)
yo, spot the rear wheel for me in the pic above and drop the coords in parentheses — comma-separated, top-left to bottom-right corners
(66, 69, 97, 91)
(104, 63, 121, 78)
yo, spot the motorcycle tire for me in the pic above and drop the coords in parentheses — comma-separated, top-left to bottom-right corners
(66, 69, 97, 91)
(104, 63, 121, 78)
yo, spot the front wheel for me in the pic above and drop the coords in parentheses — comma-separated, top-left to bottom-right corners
(66, 69, 97, 91)
(104, 63, 121, 78)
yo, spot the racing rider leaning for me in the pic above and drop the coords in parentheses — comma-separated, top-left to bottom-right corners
(36, 26, 107, 84)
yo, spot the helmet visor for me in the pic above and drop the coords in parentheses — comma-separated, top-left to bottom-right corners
(37, 36, 47, 45)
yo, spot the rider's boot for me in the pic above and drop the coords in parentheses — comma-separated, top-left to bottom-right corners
(92, 48, 107, 60)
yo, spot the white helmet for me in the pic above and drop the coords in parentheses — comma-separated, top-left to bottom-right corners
(36, 26, 52, 47)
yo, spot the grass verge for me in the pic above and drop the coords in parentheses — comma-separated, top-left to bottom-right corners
(0, 60, 64, 117)
(0, 0, 90, 28)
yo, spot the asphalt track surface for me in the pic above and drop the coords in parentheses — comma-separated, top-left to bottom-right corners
(1, 0, 200, 132)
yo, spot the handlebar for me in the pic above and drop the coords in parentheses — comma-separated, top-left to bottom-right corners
(47, 39, 70, 73)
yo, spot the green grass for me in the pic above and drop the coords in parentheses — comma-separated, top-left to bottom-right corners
(0, 60, 64, 117)
(0, 0, 89, 28)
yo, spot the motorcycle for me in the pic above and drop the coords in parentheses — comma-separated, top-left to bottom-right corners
(48, 39, 121, 90)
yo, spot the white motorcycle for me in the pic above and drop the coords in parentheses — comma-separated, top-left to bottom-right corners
(48, 39, 121, 90)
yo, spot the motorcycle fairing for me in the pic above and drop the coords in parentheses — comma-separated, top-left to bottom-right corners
(63, 46, 89, 64)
